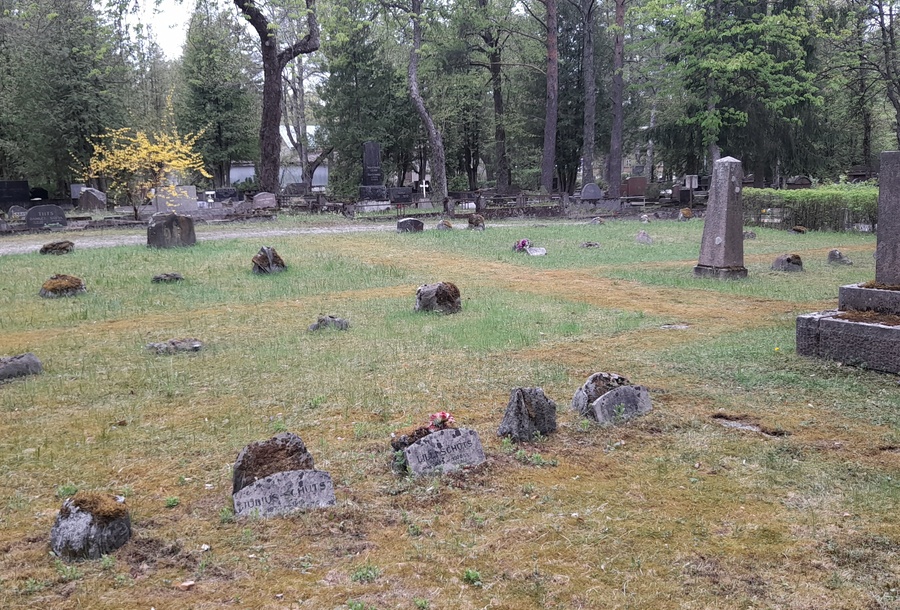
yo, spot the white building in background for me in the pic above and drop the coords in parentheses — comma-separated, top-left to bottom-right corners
(230, 126, 329, 191)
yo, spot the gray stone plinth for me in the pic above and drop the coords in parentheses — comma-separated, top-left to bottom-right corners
(796, 310, 900, 374)
(693, 265, 748, 280)
(838, 284, 900, 315)
(697, 156, 745, 272)
(404, 428, 485, 476)
(232, 470, 335, 518)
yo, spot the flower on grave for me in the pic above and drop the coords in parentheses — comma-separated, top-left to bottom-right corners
(428, 411, 455, 431)
(513, 239, 531, 252)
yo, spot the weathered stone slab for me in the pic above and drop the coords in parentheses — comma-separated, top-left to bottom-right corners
(571, 372, 630, 416)
(497, 387, 557, 441)
(50, 493, 131, 561)
(695, 156, 746, 278)
(252, 192, 277, 209)
(233, 432, 315, 494)
(404, 428, 485, 476)
(8, 205, 27, 221)
(468, 214, 485, 230)
(827, 249, 853, 265)
(252, 246, 286, 274)
(525, 246, 547, 256)
(39, 274, 85, 298)
(838, 284, 900, 314)
(146, 338, 203, 354)
(397, 217, 424, 233)
(797, 310, 900, 374)
(581, 183, 603, 202)
(26, 204, 67, 228)
(147, 213, 196, 248)
(636, 230, 653, 245)
(40, 240, 74, 255)
(232, 470, 335, 518)
(359, 185, 388, 201)
(77, 188, 107, 211)
(151, 272, 184, 283)
(0, 353, 42, 382)
(436, 219, 453, 231)
(772, 253, 803, 272)
(308, 315, 350, 331)
(591, 385, 653, 425)
(415, 282, 461, 314)
(389, 187, 413, 204)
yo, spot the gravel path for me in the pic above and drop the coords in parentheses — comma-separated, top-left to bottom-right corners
(0, 222, 399, 256)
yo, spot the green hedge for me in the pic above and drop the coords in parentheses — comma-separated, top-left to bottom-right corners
(743, 186, 878, 231)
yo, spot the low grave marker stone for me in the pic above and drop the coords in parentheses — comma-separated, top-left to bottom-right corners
(404, 428, 486, 476)
(0, 353, 42, 382)
(50, 492, 132, 561)
(147, 213, 196, 248)
(25, 204, 67, 229)
(497, 387, 558, 442)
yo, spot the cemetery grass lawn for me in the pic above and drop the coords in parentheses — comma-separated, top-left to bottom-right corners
(0, 219, 898, 609)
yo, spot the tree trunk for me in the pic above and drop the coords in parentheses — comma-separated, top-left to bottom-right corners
(646, 99, 657, 182)
(605, 0, 624, 199)
(233, 0, 319, 195)
(408, 0, 447, 199)
(489, 48, 511, 190)
(540, 0, 559, 192)
(580, 0, 596, 186)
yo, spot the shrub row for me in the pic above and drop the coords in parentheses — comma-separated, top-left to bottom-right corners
(743, 187, 878, 232)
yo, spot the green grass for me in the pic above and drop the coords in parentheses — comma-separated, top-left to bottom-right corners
(0, 218, 897, 610)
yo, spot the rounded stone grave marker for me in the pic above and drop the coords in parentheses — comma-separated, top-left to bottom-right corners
(50, 492, 131, 561)
(415, 282, 461, 314)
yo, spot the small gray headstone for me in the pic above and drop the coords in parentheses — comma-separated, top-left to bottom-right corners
(308, 315, 350, 331)
(253, 192, 277, 209)
(0, 353, 42, 382)
(636, 230, 653, 245)
(8, 205, 27, 221)
(772, 253, 803, 272)
(232, 470, 335, 518)
(77, 188, 107, 211)
(50, 494, 132, 561)
(152, 273, 184, 283)
(397, 217, 424, 233)
(827, 249, 853, 265)
(497, 387, 558, 442)
(581, 183, 603, 202)
(571, 372, 631, 417)
(591, 385, 652, 425)
(404, 428, 485, 476)
(147, 213, 196, 248)
(25, 204, 67, 228)
(252, 246, 286, 274)
(525, 247, 547, 256)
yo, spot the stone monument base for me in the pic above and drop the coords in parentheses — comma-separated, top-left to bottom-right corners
(693, 265, 748, 280)
(838, 284, 900, 314)
(359, 185, 388, 201)
(796, 310, 900, 374)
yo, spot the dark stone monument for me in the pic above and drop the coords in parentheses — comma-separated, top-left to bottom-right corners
(50, 493, 132, 561)
(359, 141, 387, 201)
(360, 185, 388, 201)
(0, 180, 29, 212)
(25, 204, 67, 228)
(77, 188, 107, 211)
(30, 186, 49, 200)
(497, 387, 558, 442)
(147, 213, 196, 248)
(397, 217, 425, 233)
(233, 470, 335, 518)
(389, 187, 413, 204)
(252, 246, 286, 274)
(415, 282, 461, 314)
(590, 385, 653, 425)
(796, 150, 900, 374)
(0, 353, 42, 382)
(693, 156, 748, 279)
(581, 183, 603, 203)
(215, 187, 238, 201)
(404, 428, 486, 476)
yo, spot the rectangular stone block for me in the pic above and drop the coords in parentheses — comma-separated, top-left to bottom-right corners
(796, 310, 900, 374)
(838, 284, 900, 315)
(232, 470, 335, 518)
(877, 151, 900, 285)
(404, 428, 485, 476)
